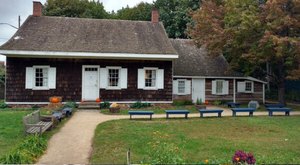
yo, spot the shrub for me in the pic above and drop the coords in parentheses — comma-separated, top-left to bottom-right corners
(196, 98, 202, 105)
(100, 101, 110, 109)
(172, 99, 193, 106)
(0, 101, 8, 109)
(31, 104, 39, 110)
(0, 135, 47, 164)
(212, 100, 222, 106)
(130, 101, 151, 109)
(63, 101, 77, 108)
(232, 150, 256, 165)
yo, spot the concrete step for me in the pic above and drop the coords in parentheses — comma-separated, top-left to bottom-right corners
(78, 102, 100, 109)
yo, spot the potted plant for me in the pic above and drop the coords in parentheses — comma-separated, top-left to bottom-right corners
(109, 102, 120, 113)
(195, 98, 206, 110)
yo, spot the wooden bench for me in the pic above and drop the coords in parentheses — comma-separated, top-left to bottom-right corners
(23, 110, 54, 135)
(267, 107, 292, 116)
(128, 111, 154, 120)
(265, 104, 285, 108)
(165, 110, 190, 119)
(199, 109, 223, 118)
(231, 108, 256, 117)
(227, 102, 240, 108)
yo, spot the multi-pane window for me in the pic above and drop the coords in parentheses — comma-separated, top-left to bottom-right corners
(35, 68, 48, 87)
(178, 80, 185, 94)
(216, 80, 223, 94)
(145, 70, 156, 87)
(108, 69, 119, 87)
(245, 81, 253, 92)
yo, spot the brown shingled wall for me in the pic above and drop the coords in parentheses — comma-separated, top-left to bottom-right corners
(6, 57, 172, 102)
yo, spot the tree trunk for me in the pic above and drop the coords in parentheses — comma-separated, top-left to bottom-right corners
(278, 79, 285, 104)
(277, 60, 286, 104)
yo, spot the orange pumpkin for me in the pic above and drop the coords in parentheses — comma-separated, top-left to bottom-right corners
(205, 100, 209, 105)
(50, 97, 59, 103)
(96, 98, 101, 103)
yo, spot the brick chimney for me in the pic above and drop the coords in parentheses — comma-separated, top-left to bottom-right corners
(151, 8, 159, 23)
(33, 1, 42, 17)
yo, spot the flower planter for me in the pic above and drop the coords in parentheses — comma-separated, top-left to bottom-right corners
(109, 107, 120, 113)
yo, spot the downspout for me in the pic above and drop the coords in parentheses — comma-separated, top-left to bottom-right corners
(233, 78, 236, 103)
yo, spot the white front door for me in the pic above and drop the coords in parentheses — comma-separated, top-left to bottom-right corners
(192, 79, 205, 103)
(82, 66, 99, 100)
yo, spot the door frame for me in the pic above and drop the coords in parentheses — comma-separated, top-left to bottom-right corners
(192, 78, 206, 103)
(82, 65, 100, 100)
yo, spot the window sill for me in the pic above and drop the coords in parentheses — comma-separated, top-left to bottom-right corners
(106, 87, 122, 90)
(177, 93, 188, 95)
(32, 87, 50, 90)
(143, 87, 158, 90)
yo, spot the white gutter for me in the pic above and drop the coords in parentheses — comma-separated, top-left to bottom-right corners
(173, 75, 267, 84)
(0, 50, 178, 60)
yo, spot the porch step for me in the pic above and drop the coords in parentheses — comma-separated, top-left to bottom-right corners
(78, 102, 100, 109)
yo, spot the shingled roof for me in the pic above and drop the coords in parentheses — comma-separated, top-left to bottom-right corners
(171, 39, 242, 77)
(0, 16, 177, 55)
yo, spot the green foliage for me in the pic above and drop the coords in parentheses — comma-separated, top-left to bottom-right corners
(31, 104, 39, 110)
(0, 101, 7, 109)
(63, 101, 77, 108)
(100, 101, 110, 109)
(196, 98, 202, 105)
(172, 99, 193, 106)
(111, 2, 153, 21)
(43, 0, 109, 19)
(212, 100, 222, 106)
(154, 0, 200, 38)
(130, 101, 151, 109)
(0, 135, 47, 164)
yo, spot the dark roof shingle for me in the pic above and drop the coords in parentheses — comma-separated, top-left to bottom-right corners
(171, 39, 242, 77)
(0, 16, 177, 55)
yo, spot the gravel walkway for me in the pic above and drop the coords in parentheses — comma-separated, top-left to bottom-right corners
(38, 107, 300, 164)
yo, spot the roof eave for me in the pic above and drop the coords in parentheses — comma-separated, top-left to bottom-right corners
(0, 50, 178, 60)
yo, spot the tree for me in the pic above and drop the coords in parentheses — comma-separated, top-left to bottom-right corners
(154, 0, 200, 38)
(114, 2, 153, 21)
(43, 0, 109, 19)
(189, 0, 300, 103)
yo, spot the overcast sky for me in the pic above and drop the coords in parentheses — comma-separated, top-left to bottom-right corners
(0, 0, 154, 61)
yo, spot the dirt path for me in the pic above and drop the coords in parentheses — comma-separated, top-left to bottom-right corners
(38, 107, 300, 164)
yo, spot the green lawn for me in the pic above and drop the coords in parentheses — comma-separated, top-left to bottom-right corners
(100, 105, 198, 115)
(91, 116, 300, 164)
(0, 110, 32, 157)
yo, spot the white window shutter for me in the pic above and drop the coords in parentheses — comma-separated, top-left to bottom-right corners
(223, 80, 229, 95)
(185, 80, 191, 95)
(25, 67, 33, 89)
(48, 67, 56, 89)
(173, 80, 178, 94)
(237, 82, 245, 92)
(157, 69, 164, 89)
(137, 69, 145, 89)
(120, 68, 128, 89)
(100, 68, 108, 88)
(251, 82, 254, 92)
(211, 80, 216, 95)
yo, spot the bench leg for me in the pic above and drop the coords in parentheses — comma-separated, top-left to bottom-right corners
(130, 115, 132, 120)
(200, 113, 203, 118)
(286, 111, 290, 116)
(185, 114, 188, 119)
(218, 112, 221, 117)
(166, 114, 169, 119)
(232, 112, 236, 117)
(249, 112, 253, 117)
(269, 111, 272, 116)
(150, 114, 152, 120)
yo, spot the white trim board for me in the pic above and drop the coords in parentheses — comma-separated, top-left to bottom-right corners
(0, 50, 178, 60)
(173, 76, 267, 84)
